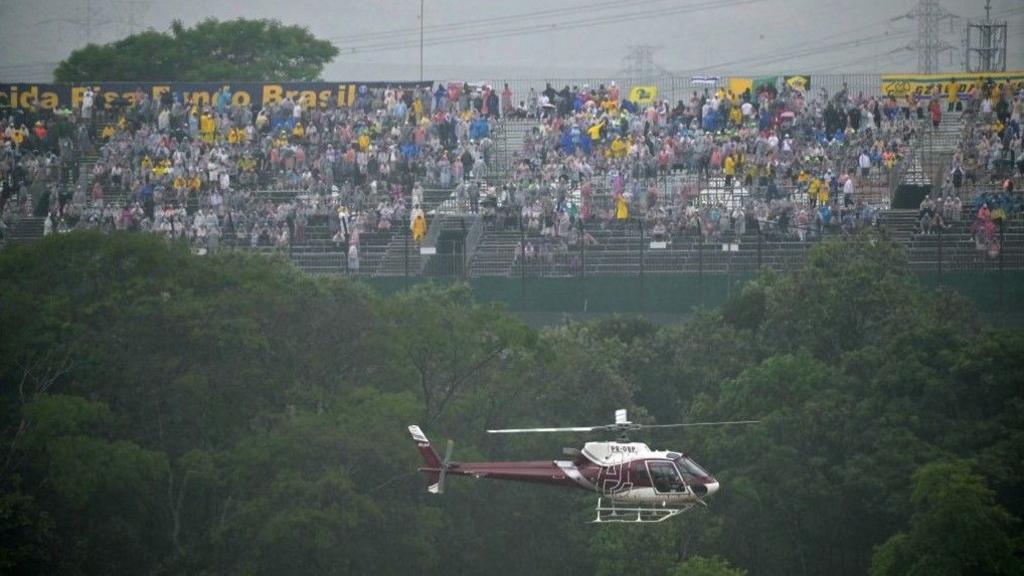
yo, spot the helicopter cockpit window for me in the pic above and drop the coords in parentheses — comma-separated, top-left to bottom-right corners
(647, 461, 685, 493)
(675, 457, 710, 481)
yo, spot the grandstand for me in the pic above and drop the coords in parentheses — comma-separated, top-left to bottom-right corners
(1, 73, 1021, 279)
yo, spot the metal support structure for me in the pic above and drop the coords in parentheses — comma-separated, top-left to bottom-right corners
(404, 224, 410, 288)
(906, 0, 958, 74)
(965, 0, 1008, 72)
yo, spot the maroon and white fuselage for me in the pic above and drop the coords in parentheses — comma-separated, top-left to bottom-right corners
(409, 425, 719, 505)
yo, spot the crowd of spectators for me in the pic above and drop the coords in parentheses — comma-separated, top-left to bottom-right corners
(947, 78, 1023, 194)
(16, 82, 520, 252)
(931, 79, 1023, 256)
(4, 75, 1021, 271)
(0, 103, 84, 237)
(488, 79, 925, 259)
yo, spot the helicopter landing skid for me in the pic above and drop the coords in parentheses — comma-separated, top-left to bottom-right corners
(592, 498, 694, 523)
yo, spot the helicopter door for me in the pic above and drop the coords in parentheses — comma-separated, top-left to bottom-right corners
(646, 461, 686, 493)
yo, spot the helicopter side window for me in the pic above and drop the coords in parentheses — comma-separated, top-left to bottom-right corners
(646, 461, 685, 493)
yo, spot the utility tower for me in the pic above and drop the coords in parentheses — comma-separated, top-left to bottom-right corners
(965, 0, 1007, 72)
(620, 45, 667, 78)
(38, 0, 149, 45)
(905, 0, 958, 73)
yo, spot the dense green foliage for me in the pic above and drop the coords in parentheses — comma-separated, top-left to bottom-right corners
(1, 232, 1021, 575)
(54, 19, 338, 82)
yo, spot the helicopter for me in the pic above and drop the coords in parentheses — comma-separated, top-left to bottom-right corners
(408, 409, 757, 523)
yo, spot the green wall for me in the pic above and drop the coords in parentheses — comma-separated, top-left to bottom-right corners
(361, 271, 1024, 324)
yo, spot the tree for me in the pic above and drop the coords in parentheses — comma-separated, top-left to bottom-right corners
(54, 18, 338, 82)
(672, 556, 748, 576)
(871, 460, 1023, 576)
(2, 232, 1022, 575)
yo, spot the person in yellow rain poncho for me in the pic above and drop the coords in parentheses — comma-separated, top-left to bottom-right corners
(199, 111, 215, 144)
(588, 119, 604, 142)
(173, 174, 187, 197)
(140, 155, 154, 173)
(945, 80, 959, 112)
(816, 177, 830, 207)
(293, 122, 305, 141)
(357, 130, 370, 152)
(723, 153, 736, 189)
(411, 205, 427, 243)
(609, 135, 627, 159)
(729, 103, 742, 128)
(807, 176, 820, 207)
(152, 159, 170, 177)
(615, 193, 629, 220)
(100, 123, 115, 141)
(188, 173, 203, 195)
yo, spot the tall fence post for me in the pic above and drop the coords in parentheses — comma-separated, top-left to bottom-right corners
(698, 223, 704, 308)
(998, 221, 1005, 308)
(937, 223, 943, 281)
(757, 222, 763, 269)
(404, 224, 410, 289)
(462, 217, 468, 281)
(580, 219, 587, 310)
(520, 215, 526, 299)
(639, 218, 645, 292)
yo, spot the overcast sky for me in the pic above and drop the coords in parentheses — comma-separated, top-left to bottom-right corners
(0, 0, 1020, 82)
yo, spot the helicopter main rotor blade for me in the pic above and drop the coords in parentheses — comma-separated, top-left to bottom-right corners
(640, 420, 761, 429)
(487, 426, 601, 434)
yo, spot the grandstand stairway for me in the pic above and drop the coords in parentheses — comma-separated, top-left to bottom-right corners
(487, 120, 537, 181)
(470, 227, 520, 277)
(77, 152, 129, 209)
(918, 111, 964, 191)
(287, 216, 346, 275)
(377, 228, 421, 276)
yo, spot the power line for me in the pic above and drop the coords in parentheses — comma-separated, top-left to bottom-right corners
(328, 0, 678, 43)
(679, 4, 1021, 75)
(680, 27, 915, 75)
(333, 0, 765, 55)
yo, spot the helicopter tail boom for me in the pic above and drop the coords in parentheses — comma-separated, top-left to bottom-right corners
(408, 425, 443, 493)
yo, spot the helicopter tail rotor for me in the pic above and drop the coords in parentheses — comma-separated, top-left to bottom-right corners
(436, 439, 455, 494)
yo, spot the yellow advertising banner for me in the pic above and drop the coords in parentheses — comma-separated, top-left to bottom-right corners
(629, 85, 658, 105)
(784, 75, 811, 92)
(0, 81, 432, 110)
(728, 77, 752, 97)
(881, 72, 1024, 98)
